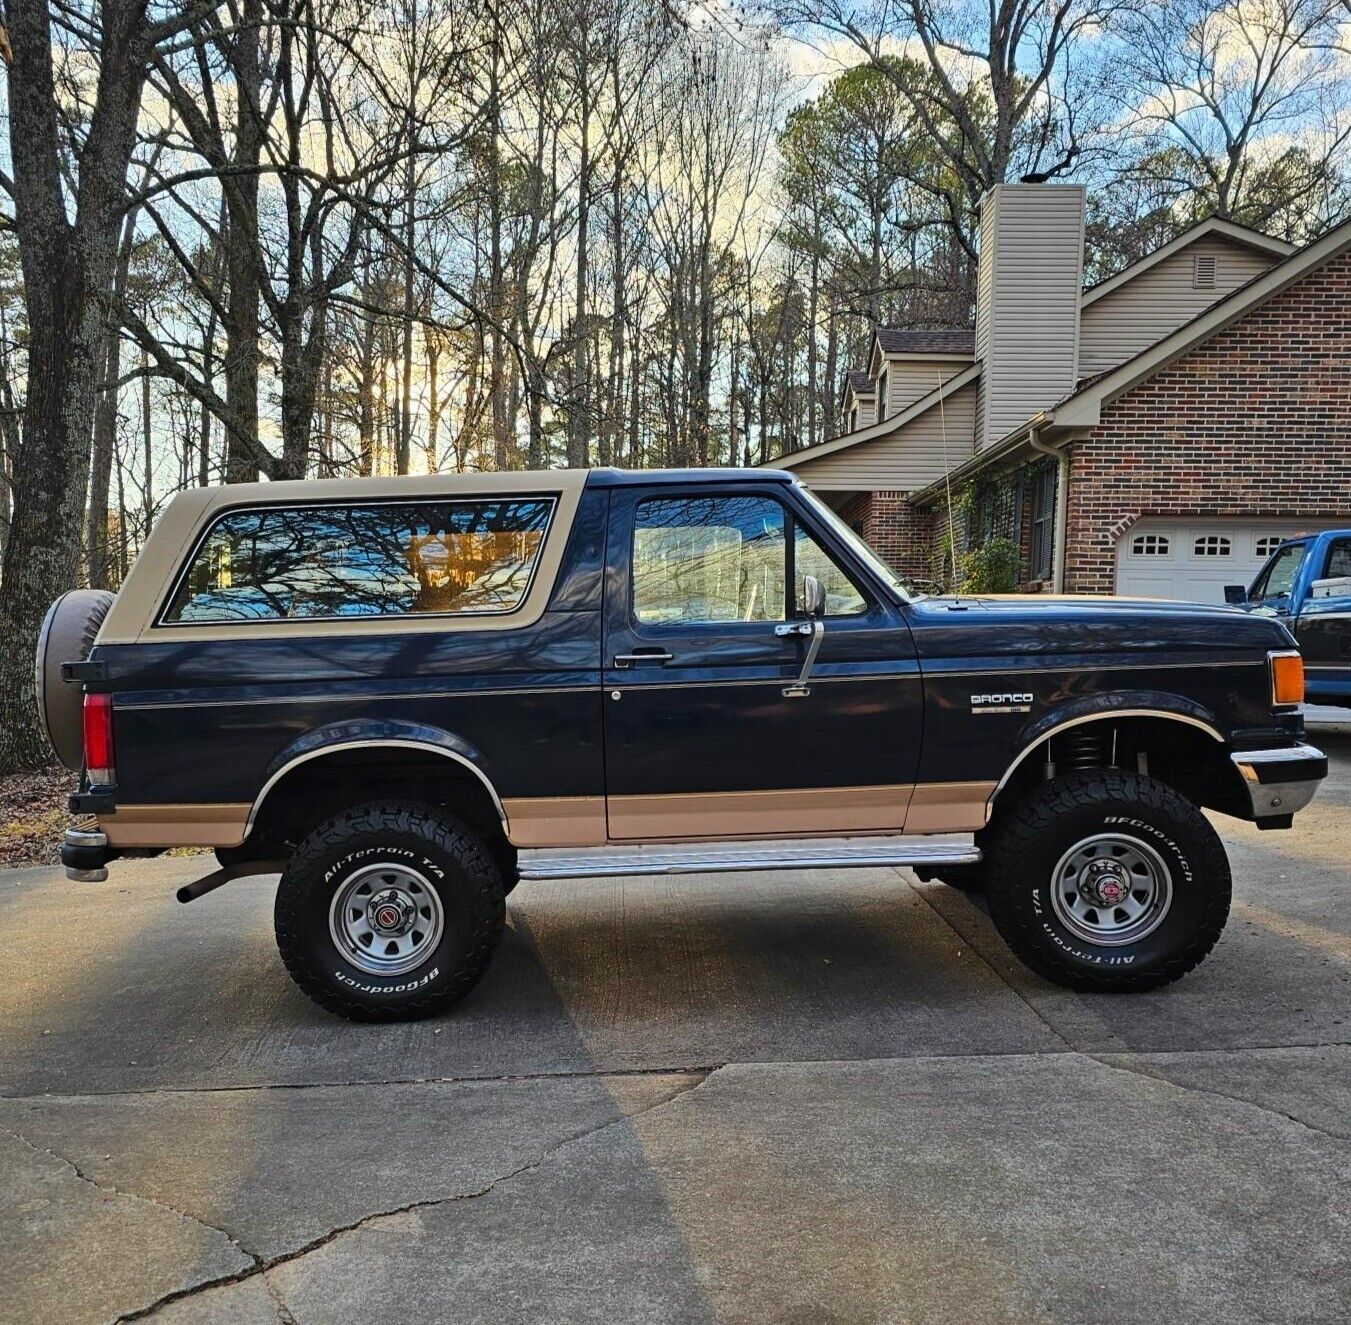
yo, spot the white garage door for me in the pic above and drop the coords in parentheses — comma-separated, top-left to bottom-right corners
(1115, 520, 1345, 603)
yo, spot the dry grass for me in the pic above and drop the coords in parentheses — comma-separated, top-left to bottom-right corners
(0, 765, 75, 870)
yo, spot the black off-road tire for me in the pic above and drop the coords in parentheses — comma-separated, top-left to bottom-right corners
(984, 771, 1230, 993)
(274, 801, 504, 1022)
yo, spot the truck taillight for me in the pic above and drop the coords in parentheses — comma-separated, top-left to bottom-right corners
(82, 692, 116, 785)
(1269, 651, 1304, 707)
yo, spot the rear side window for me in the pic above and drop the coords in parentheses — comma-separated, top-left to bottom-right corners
(1324, 538, 1351, 580)
(163, 497, 556, 623)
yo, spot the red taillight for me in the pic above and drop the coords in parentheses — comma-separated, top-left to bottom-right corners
(82, 693, 116, 785)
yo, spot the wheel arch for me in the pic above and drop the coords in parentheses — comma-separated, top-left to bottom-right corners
(987, 693, 1246, 821)
(243, 721, 510, 853)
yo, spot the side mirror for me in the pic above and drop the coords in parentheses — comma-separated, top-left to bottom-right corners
(802, 574, 826, 619)
(1224, 585, 1247, 604)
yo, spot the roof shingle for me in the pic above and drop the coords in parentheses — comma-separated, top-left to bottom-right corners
(875, 328, 975, 356)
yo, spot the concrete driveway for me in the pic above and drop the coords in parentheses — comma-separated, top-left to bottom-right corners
(2, 740, 1348, 1325)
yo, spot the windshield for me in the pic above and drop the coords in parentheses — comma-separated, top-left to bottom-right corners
(796, 486, 915, 601)
(1250, 542, 1305, 602)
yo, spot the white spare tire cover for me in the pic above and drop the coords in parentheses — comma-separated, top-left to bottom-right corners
(34, 589, 116, 770)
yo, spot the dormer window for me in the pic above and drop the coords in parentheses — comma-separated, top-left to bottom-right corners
(877, 368, 889, 421)
(1193, 254, 1217, 289)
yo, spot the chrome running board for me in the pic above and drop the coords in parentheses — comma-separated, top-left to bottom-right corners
(518, 840, 980, 881)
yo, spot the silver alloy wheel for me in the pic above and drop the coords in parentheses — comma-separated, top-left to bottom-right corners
(329, 862, 445, 977)
(1049, 833, 1173, 947)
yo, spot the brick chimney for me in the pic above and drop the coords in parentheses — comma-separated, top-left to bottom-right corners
(975, 183, 1086, 449)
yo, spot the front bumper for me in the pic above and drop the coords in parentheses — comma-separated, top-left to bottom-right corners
(61, 826, 110, 882)
(1230, 743, 1327, 821)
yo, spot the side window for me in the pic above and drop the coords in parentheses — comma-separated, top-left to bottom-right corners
(794, 525, 867, 616)
(633, 495, 786, 624)
(1250, 542, 1305, 602)
(164, 497, 555, 623)
(1324, 538, 1351, 580)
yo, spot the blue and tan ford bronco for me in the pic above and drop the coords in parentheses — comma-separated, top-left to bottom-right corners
(35, 468, 1327, 1020)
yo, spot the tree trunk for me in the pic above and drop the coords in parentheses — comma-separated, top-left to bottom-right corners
(141, 342, 153, 534)
(87, 211, 139, 588)
(568, 30, 592, 471)
(426, 336, 440, 474)
(487, 22, 509, 470)
(398, 146, 416, 476)
(0, 0, 155, 771)
(224, 0, 264, 483)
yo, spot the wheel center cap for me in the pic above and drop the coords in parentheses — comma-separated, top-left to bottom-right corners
(368, 889, 415, 935)
(1082, 860, 1130, 908)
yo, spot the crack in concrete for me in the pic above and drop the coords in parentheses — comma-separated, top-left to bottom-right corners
(903, 873, 1351, 1145)
(262, 1273, 300, 1325)
(5, 1040, 1349, 1105)
(1, 1124, 262, 1268)
(1084, 1051, 1351, 1145)
(1, 1062, 726, 1103)
(115, 1068, 716, 1323)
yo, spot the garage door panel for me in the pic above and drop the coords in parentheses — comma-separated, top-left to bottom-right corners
(1116, 521, 1345, 603)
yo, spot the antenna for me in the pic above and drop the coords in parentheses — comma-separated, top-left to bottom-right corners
(937, 374, 958, 587)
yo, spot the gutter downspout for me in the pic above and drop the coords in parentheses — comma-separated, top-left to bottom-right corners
(1028, 421, 1070, 594)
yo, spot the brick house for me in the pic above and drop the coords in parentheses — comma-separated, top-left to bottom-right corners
(772, 184, 1351, 601)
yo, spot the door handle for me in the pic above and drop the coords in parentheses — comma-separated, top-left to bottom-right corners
(782, 620, 825, 698)
(613, 650, 674, 668)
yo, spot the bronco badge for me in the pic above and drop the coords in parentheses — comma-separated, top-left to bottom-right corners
(970, 692, 1033, 714)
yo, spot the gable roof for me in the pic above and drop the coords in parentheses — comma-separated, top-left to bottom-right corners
(1079, 216, 1294, 310)
(1051, 210, 1351, 430)
(844, 369, 874, 396)
(775, 361, 983, 470)
(860, 210, 1351, 507)
(875, 328, 976, 356)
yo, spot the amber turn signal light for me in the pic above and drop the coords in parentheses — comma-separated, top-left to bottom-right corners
(1270, 652, 1304, 706)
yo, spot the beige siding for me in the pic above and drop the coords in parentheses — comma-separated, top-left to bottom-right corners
(1079, 237, 1281, 376)
(879, 358, 970, 420)
(792, 384, 978, 491)
(843, 397, 876, 432)
(977, 184, 1085, 448)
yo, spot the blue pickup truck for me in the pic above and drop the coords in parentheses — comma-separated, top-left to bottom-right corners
(1227, 530, 1351, 706)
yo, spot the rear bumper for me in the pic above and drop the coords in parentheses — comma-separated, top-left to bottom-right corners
(1230, 743, 1327, 820)
(61, 826, 111, 881)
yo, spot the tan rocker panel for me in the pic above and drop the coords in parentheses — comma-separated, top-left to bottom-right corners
(98, 470, 589, 645)
(601, 781, 997, 842)
(99, 803, 251, 849)
(99, 781, 997, 851)
(503, 796, 608, 847)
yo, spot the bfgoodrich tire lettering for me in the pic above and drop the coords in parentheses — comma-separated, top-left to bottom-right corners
(984, 771, 1231, 993)
(274, 801, 504, 1021)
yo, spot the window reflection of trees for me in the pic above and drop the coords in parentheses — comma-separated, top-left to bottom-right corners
(167, 499, 554, 622)
(633, 496, 786, 624)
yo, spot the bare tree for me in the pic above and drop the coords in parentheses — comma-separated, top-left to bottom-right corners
(1113, 0, 1351, 236)
(772, 0, 1119, 204)
(0, 0, 222, 771)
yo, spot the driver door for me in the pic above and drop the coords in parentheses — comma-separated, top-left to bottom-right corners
(600, 484, 921, 841)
